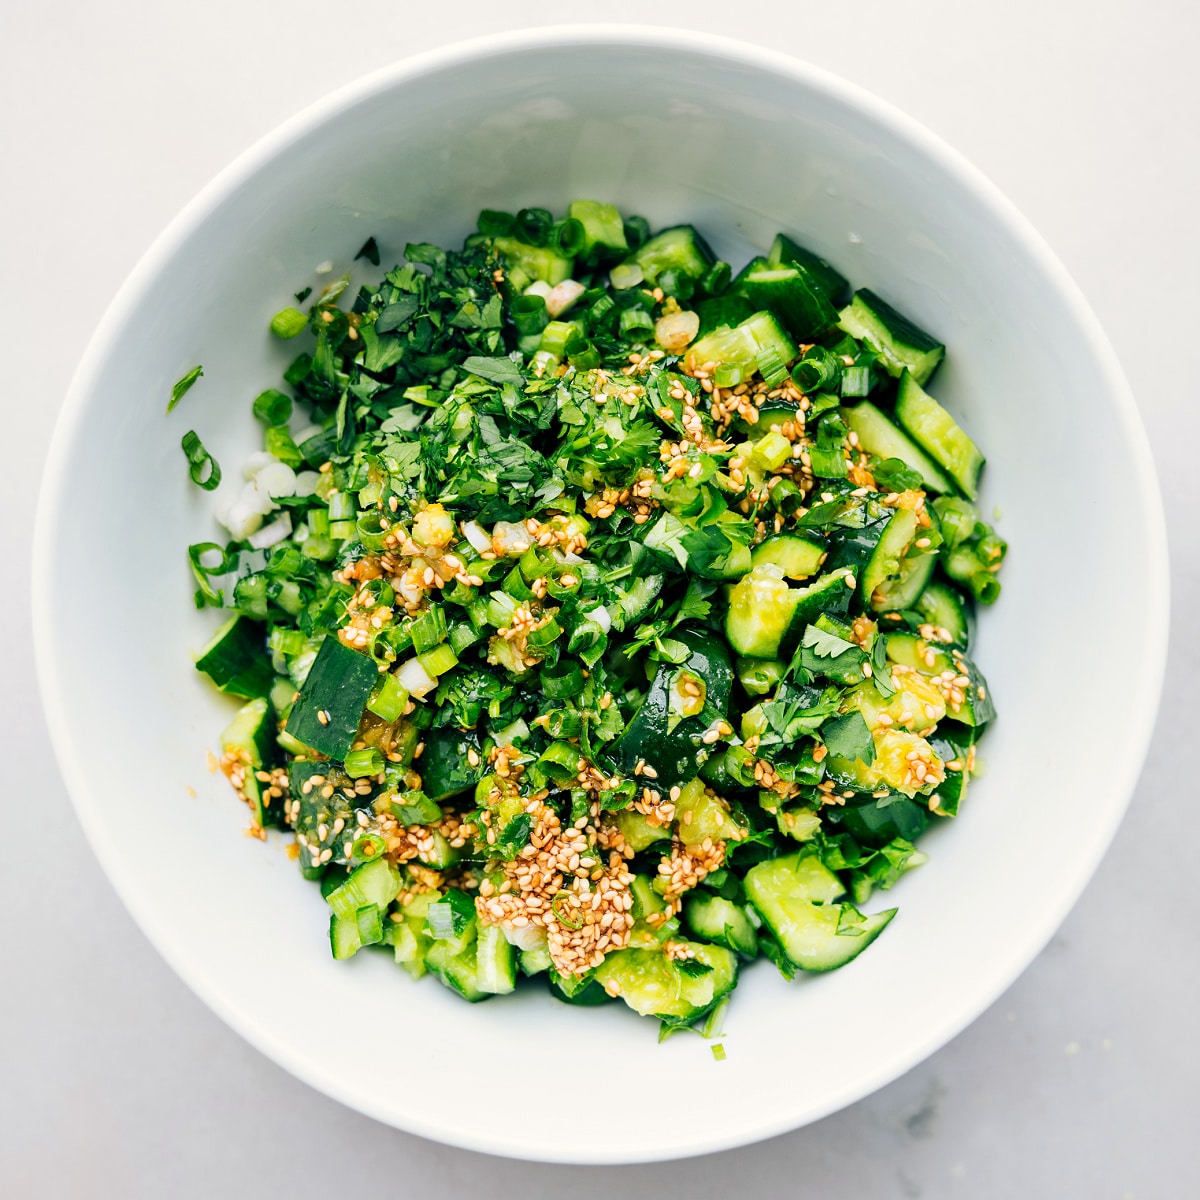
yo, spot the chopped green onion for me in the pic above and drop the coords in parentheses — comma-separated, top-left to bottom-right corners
(477, 209, 516, 237)
(410, 606, 447, 654)
(180, 430, 221, 490)
(539, 320, 578, 358)
(539, 659, 583, 699)
(511, 294, 549, 337)
(263, 424, 302, 468)
(840, 365, 872, 397)
(713, 362, 745, 388)
(566, 337, 601, 371)
(327, 492, 355, 521)
(619, 308, 654, 341)
(756, 346, 790, 387)
(622, 215, 651, 250)
(355, 511, 389, 552)
(416, 643, 458, 678)
(447, 622, 480, 656)
(792, 346, 843, 393)
(549, 218, 585, 257)
(269, 627, 307, 657)
(551, 891, 584, 930)
(426, 889, 475, 940)
(283, 353, 312, 386)
(711, 1043, 727, 1062)
(344, 748, 385, 778)
(350, 836, 386, 870)
(485, 590, 518, 628)
(252, 388, 292, 425)
(516, 206, 553, 246)
(167, 365, 203, 414)
(187, 541, 233, 607)
(658, 268, 694, 302)
(270, 307, 308, 339)
(544, 709, 582, 739)
(701, 261, 731, 295)
(366, 672, 408, 722)
(609, 262, 644, 290)
(526, 617, 562, 649)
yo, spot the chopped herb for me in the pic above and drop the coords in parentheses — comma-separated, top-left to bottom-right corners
(822, 711, 875, 765)
(270, 307, 308, 339)
(355, 236, 381, 266)
(167, 365, 203, 413)
(180, 430, 221, 490)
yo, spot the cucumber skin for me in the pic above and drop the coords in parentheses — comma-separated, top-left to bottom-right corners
(608, 627, 733, 790)
(745, 853, 896, 972)
(839, 290, 944, 385)
(285, 636, 379, 760)
(894, 372, 984, 500)
(196, 614, 274, 699)
(914, 580, 973, 646)
(842, 400, 954, 495)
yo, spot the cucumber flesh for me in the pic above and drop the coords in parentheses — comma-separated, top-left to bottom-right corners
(885, 632, 995, 726)
(684, 893, 758, 957)
(842, 400, 954, 495)
(786, 568, 855, 634)
(838, 289, 945, 384)
(861, 508, 919, 608)
(493, 237, 573, 285)
(426, 939, 489, 1002)
(745, 852, 896, 971)
(568, 200, 628, 257)
(751, 534, 827, 580)
(894, 371, 984, 500)
(593, 941, 737, 1022)
(629, 225, 714, 284)
(913, 580, 973, 646)
(329, 904, 384, 960)
(224, 694, 272, 758)
(870, 550, 936, 614)
(690, 311, 798, 375)
(474, 924, 517, 995)
(326, 856, 400, 921)
(725, 566, 799, 658)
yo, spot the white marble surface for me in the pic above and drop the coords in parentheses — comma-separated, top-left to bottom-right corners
(2, 2, 1196, 1195)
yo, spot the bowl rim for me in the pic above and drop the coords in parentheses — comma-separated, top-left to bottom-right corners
(33, 23, 1170, 1163)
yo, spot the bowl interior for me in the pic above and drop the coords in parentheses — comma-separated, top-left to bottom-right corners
(35, 29, 1166, 1163)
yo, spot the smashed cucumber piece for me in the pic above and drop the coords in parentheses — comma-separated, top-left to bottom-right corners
(593, 941, 737, 1024)
(745, 852, 896, 971)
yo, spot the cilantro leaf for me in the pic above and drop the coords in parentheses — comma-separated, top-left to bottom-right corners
(760, 682, 840, 741)
(873, 457, 925, 493)
(463, 355, 525, 385)
(674, 580, 715, 626)
(376, 295, 420, 333)
(802, 624, 856, 659)
(821, 711, 875, 765)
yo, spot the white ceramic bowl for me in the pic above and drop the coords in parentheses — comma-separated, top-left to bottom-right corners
(34, 26, 1167, 1163)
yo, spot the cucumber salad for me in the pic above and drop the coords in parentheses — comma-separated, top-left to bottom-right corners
(182, 201, 1006, 1034)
